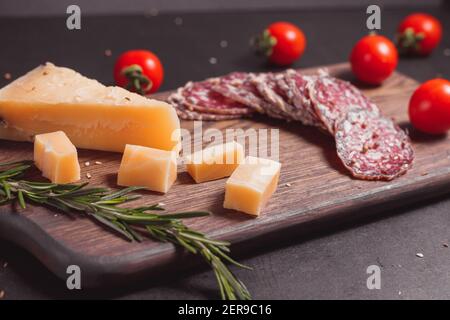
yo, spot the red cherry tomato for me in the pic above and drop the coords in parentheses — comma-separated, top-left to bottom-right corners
(409, 78, 450, 134)
(114, 50, 164, 94)
(350, 34, 398, 85)
(397, 13, 442, 56)
(253, 22, 306, 66)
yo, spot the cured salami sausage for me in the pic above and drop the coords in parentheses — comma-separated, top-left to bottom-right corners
(334, 109, 414, 180)
(167, 69, 414, 180)
(169, 98, 243, 121)
(307, 76, 380, 134)
(211, 72, 286, 120)
(277, 69, 323, 127)
(168, 79, 253, 116)
(252, 73, 297, 120)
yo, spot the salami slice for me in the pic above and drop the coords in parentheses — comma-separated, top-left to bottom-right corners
(307, 76, 380, 134)
(335, 109, 414, 180)
(169, 79, 253, 116)
(277, 69, 323, 127)
(252, 73, 298, 120)
(169, 98, 243, 121)
(211, 72, 281, 117)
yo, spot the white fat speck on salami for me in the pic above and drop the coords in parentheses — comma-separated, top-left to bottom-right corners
(335, 109, 414, 180)
(308, 76, 380, 134)
(277, 69, 324, 127)
(170, 79, 252, 116)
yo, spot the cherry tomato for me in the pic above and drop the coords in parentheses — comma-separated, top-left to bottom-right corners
(397, 13, 442, 56)
(253, 22, 306, 66)
(114, 50, 164, 94)
(350, 34, 398, 85)
(409, 78, 450, 134)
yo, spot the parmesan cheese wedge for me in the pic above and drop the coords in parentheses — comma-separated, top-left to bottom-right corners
(117, 144, 177, 193)
(34, 131, 81, 184)
(0, 63, 180, 153)
(186, 141, 244, 183)
(224, 156, 281, 216)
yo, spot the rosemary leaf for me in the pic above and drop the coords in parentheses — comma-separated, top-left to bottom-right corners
(17, 190, 26, 209)
(0, 160, 33, 167)
(158, 211, 211, 220)
(90, 213, 136, 241)
(100, 186, 144, 201)
(3, 181, 11, 199)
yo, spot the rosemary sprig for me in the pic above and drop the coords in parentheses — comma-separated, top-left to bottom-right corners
(0, 161, 251, 300)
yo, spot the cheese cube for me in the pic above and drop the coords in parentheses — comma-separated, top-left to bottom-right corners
(34, 131, 81, 184)
(0, 63, 180, 153)
(117, 144, 177, 193)
(186, 141, 244, 183)
(224, 156, 281, 216)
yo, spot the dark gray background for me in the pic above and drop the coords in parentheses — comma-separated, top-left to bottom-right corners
(0, 1, 449, 300)
(0, 0, 444, 16)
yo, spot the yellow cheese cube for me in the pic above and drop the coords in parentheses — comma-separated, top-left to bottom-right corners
(0, 63, 180, 153)
(186, 141, 244, 183)
(224, 156, 281, 216)
(117, 144, 177, 193)
(34, 131, 81, 184)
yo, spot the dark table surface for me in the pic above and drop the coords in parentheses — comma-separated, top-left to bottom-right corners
(0, 6, 449, 300)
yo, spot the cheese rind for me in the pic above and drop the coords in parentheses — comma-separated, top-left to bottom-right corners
(117, 144, 177, 193)
(0, 63, 180, 153)
(186, 141, 244, 183)
(223, 156, 281, 216)
(34, 131, 81, 184)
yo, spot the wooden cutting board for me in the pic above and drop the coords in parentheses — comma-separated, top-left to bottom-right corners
(1, 63, 449, 287)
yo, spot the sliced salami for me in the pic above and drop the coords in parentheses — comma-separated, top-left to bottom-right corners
(169, 79, 253, 116)
(252, 73, 298, 120)
(307, 76, 380, 134)
(277, 69, 323, 127)
(335, 109, 414, 181)
(169, 98, 243, 121)
(211, 72, 281, 118)
(168, 70, 414, 180)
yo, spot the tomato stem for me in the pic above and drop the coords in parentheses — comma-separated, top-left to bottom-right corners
(250, 29, 277, 57)
(396, 27, 425, 55)
(121, 64, 152, 95)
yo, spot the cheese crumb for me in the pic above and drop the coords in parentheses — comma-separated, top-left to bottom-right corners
(85, 161, 90, 167)
(86, 173, 92, 179)
(285, 183, 292, 187)
(95, 161, 102, 165)
(416, 253, 424, 258)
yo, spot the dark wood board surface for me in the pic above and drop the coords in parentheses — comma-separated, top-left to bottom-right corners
(1, 62, 448, 287)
